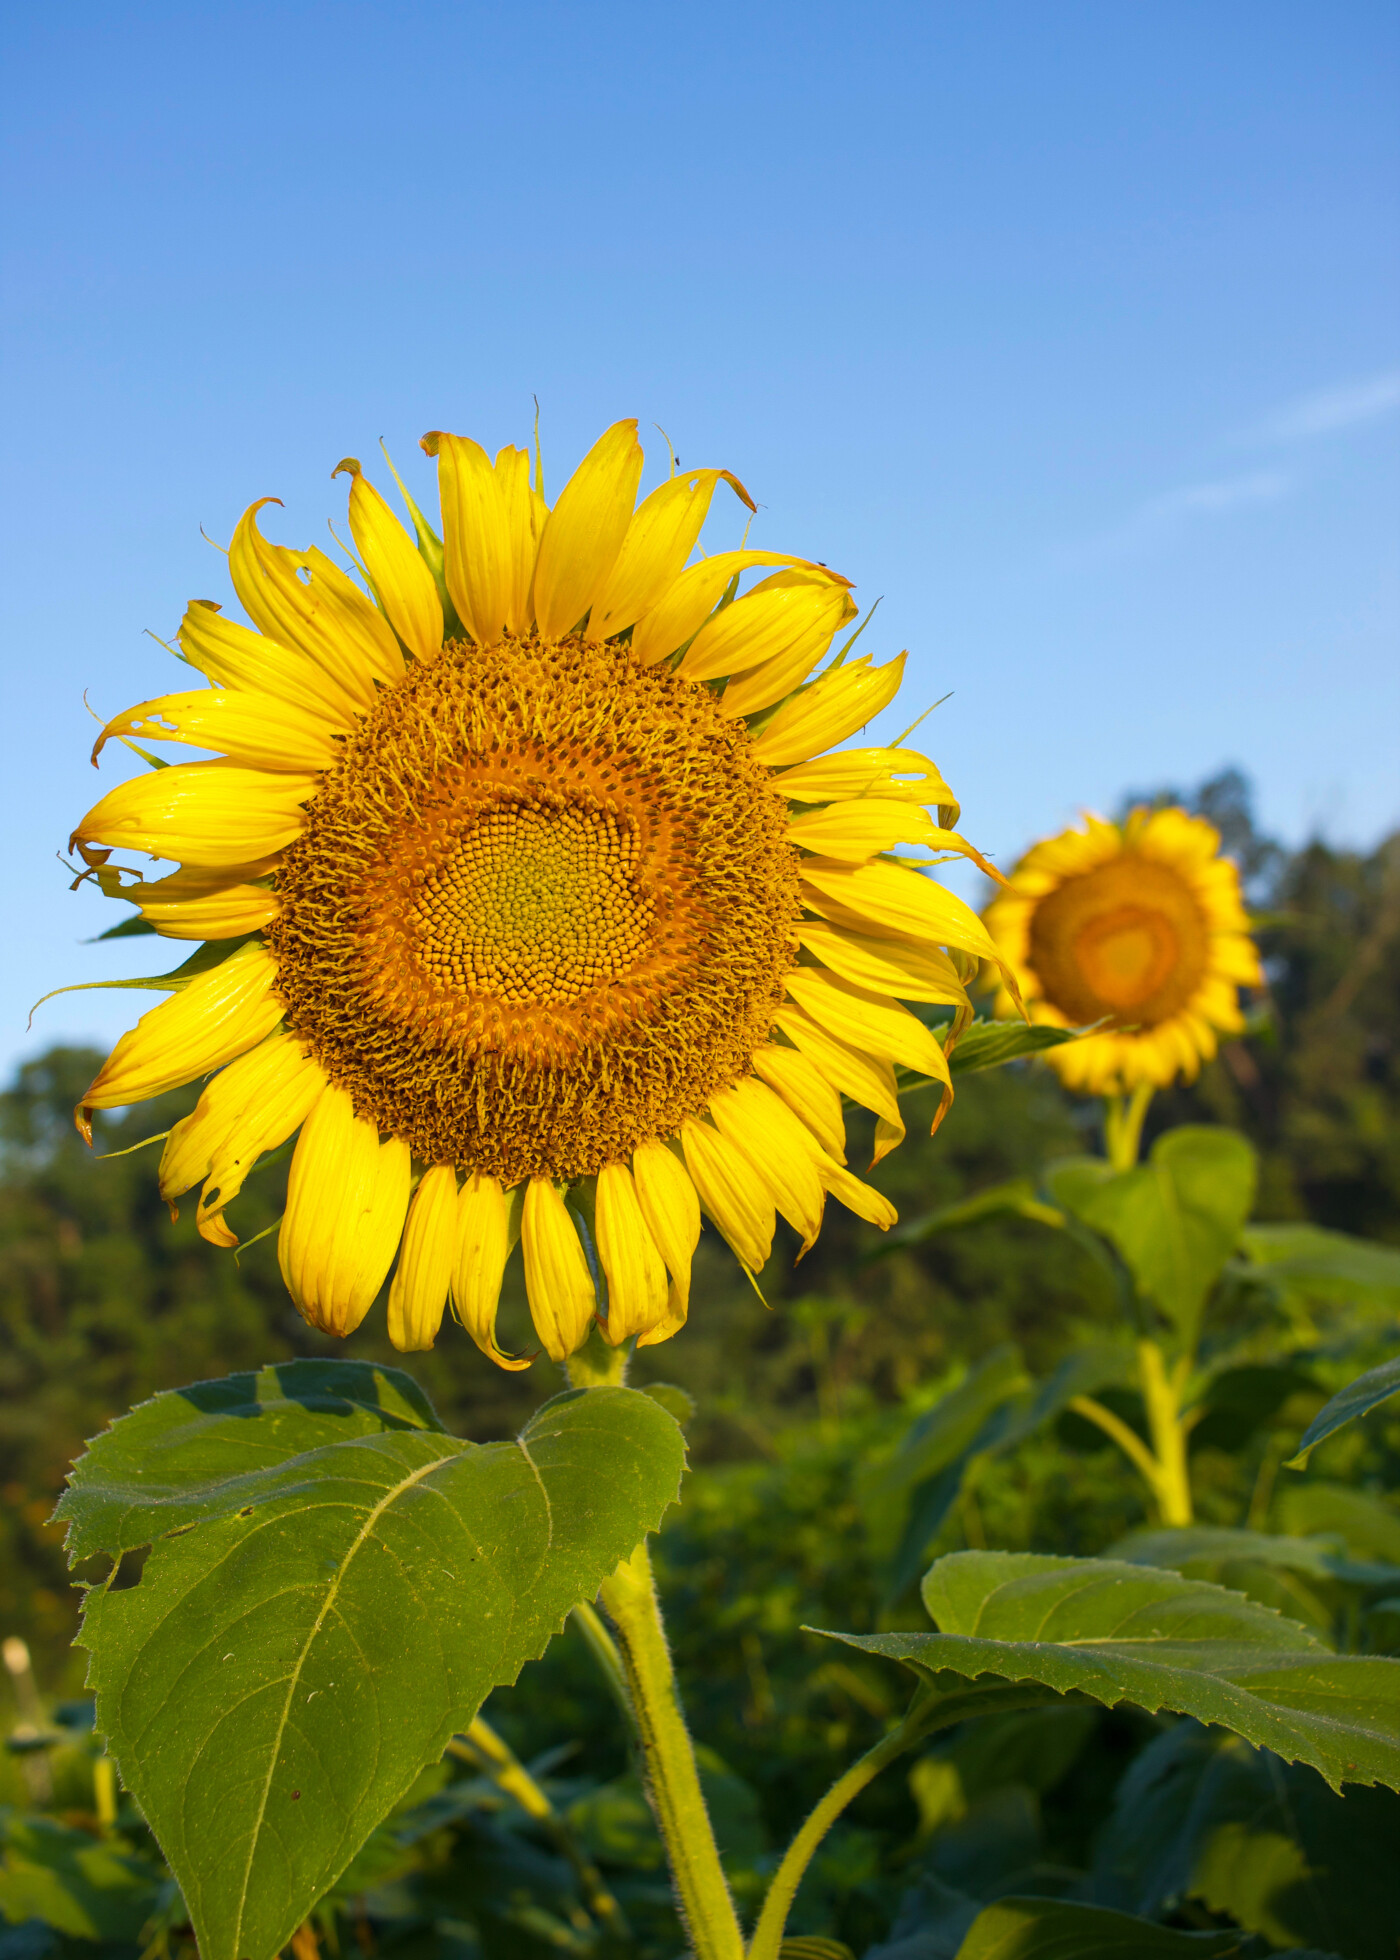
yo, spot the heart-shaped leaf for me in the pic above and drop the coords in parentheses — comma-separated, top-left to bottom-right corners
(57, 1360, 685, 1960)
(813, 1551, 1400, 1792)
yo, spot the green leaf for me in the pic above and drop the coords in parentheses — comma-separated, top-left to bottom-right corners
(1276, 1483, 1400, 1564)
(946, 1020, 1086, 1075)
(0, 1814, 162, 1942)
(58, 1360, 686, 1960)
(813, 1550, 1400, 1791)
(951, 1897, 1246, 1958)
(885, 1179, 1066, 1249)
(1238, 1225, 1400, 1306)
(865, 1349, 1029, 1506)
(1286, 1354, 1400, 1466)
(1049, 1129, 1257, 1344)
(1110, 1523, 1400, 1588)
(1092, 1721, 1400, 1960)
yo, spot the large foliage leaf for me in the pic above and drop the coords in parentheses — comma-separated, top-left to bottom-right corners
(1287, 1354, 1400, 1466)
(863, 1348, 1135, 1599)
(1237, 1224, 1400, 1306)
(0, 1814, 162, 1942)
(815, 1551, 1400, 1791)
(952, 1897, 1248, 1958)
(1047, 1129, 1257, 1344)
(1092, 1720, 1400, 1960)
(56, 1361, 685, 1960)
(1276, 1482, 1400, 1564)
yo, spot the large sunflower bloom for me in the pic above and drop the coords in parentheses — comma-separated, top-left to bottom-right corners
(983, 806, 1262, 1096)
(70, 420, 1016, 1366)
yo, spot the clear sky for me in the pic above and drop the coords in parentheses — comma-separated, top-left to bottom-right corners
(2, 1, 1397, 1080)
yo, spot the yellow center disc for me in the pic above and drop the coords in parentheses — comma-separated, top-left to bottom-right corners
(1027, 855, 1208, 1029)
(269, 634, 800, 1183)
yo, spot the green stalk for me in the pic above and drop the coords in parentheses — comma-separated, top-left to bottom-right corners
(746, 1688, 945, 1960)
(1104, 1081, 1155, 1171)
(566, 1332, 745, 1960)
(1137, 1337, 1194, 1527)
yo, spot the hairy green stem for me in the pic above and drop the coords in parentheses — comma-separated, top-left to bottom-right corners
(566, 1330, 743, 1958)
(746, 1694, 938, 1960)
(599, 1542, 745, 1959)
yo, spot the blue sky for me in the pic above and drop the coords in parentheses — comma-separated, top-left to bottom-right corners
(2, 0, 1397, 1079)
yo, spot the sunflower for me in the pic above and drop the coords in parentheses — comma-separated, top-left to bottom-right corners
(983, 806, 1261, 1096)
(70, 419, 1016, 1366)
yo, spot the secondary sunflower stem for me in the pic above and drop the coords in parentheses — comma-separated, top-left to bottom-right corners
(746, 1690, 941, 1960)
(1104, 1082, 1155, 1171)
(566, 1332, 744, 1959)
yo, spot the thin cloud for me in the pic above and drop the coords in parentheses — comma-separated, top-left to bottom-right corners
(1054, 469, 1293, 567)
(1252, 369, 1400, 443)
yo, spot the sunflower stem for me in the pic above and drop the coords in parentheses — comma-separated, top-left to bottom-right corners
(1138, 1337, 1195, 1526)
(597, 1542, 746, 1960)
(1103, 1083, 1154, 1171)
(566, 1332, 741, 1955)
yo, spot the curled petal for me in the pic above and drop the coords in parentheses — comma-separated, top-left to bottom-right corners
(630, 549, 844, 667)
(750, 653, 907, 767)
(453, 1173, 532, 1371)
(520, 1178, 596, 1362)
(631, 1140, 701, 1312)
(590, 468, 755, 641)
(594, 1162, 669, 1344)
(93, 689, 340, 774)
(679, 1118, 774, 1274)
(177, 600, 363, 725)
(279, 1086, 411, 1336)
(531, 420, 643, 639)
(77, 943, 282, 1135)
(335, 459, 444, 662)
(784, 966, 952, 1083)
(420, 432, 517, 644)
(774, 747, 959, 825)
(73, 762, 316, 869)
(750, 1044, 846, 1162)
(707, 1081, 827, 1252)
(772, 1004, 906, 1162)
(387, 1165, 459, 1352)
(229, 500, 400, 703)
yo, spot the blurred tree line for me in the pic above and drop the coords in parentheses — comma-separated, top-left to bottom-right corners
(2, 773, 1396, 1677)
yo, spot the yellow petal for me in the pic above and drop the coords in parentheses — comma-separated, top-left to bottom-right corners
(630, 549, 841, 667)
(78, 943, 283, 1130)
(228, 501, 400, 704)
(278, 1085, 411, 1336)
(335, 459, 444, 662)
(750, 1043, 847, 1162)
(159, 1029, 321, 1204)
(787, 801, 1007, 883)
(454, 1173, 532, 1371)
(590, 469, 756, 641)
(773, 747, 959, 825)
(678, 1118, 774, 1273)
(531, 421, 643, 639)
(797, 923, 968, 1006)
(420, 432, 516, 644)
(820, 1161, 898, 1230)
(707, 1081, 827, 1251)
(495, 445, 543, 634)
(750, 653, 907, 767)
(73, 761, 316, 868)
(594, 1162, 669, 1344)
(520, 1178, 596, 1362)
(387, 1165, 459, 1352)
(631, 1139, 702, 1310)
(679, 572, 851, 689)
(772, 1004, 906, 1161)
(718, 593, 860, 717)
(139, 884, 279, 940)
(800, 858, 1019, 987)
(635, 1287, 689, 1349)
(177, 600, 364, 725)
(93, 689, 340, 774)
(784, 966, 952, 1084)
